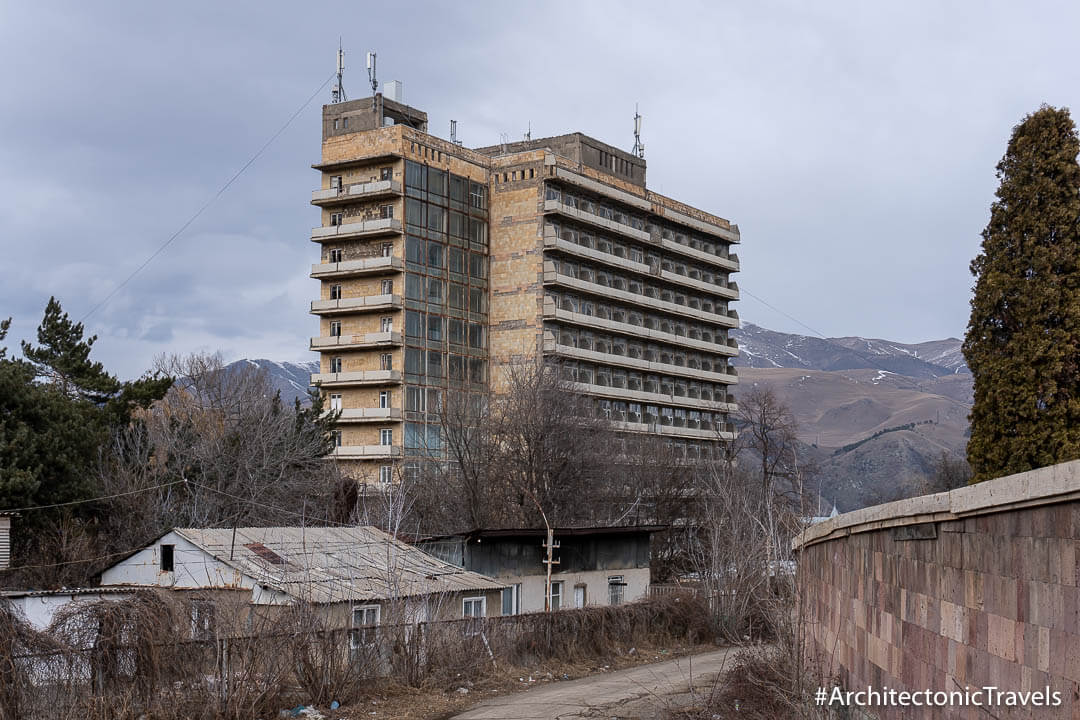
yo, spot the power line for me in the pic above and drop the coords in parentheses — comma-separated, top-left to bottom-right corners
(78, 72, 336, 324)
(0, 479, 186, 514)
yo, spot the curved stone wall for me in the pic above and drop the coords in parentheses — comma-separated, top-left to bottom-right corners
(794, 460, 1080, 718)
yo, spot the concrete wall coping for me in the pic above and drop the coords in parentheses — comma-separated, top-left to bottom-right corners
(793, 459, 1080, 550)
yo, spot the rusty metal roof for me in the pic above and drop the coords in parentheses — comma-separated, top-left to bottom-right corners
(174, 526, 505, 604)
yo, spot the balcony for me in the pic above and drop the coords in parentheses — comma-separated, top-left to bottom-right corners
(610, 418, 736, 442)
(542, 303, 738, 357)
(552, 168, 652, 211)
(658, 236, 740, 272)
(331, 408, 403, 423)
(568, 381, 737, 414)
(311, 370, 402, 387)
(311, 179, 401, 206)
(657, 206, 740, 244)
(310, 294, 402, 316)
(310, 332, 402, 350)
(543, 339, 739, 385)
(310, 218, 401, 242)
(311, 256, 402, 279)
(542, 199, 652, 243)
(331, 445, 403, 459)
(542, 268, 739, 328)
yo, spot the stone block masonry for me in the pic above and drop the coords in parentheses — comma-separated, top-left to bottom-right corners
(795, 460, 1080, 718)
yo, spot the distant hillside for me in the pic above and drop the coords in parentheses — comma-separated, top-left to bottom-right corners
(733, 323, 967, 377)
(227, 359, 318, 405)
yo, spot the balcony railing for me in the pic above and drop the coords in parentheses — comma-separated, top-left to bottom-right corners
(543, 339, 739, 385)
(310, 332, 402, 350)
(568, 380, 737, 413)
(310, 370, 402, 387)
(310, 218, 401, 242)
(311, 256, 402, 279)
(330, 408, 403, 423)
(542, 199, 652, 243)
(310, 294, 402, 315)
(608, 418, 736, 442)
(542, 303, 738, 357)
(311, 180, 401, 206)
(330, 445, 403, 459)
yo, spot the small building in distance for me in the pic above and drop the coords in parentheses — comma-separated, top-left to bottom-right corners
(0, 511, 17, 570)
(99, 526, 506, 636)
(417, 526, 660, 614)
(2, 586, 140, 631)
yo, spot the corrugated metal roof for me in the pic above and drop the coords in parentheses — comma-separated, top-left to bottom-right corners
(175, 526, 505, 604)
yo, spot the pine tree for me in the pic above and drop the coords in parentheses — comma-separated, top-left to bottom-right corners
(963, 105, 1080, 482)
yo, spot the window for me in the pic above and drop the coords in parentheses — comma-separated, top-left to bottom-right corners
(329, 393, 342, 411)
(428, 314, 443, 342)
(469, 288, 486, 313)
(329, 321, 341, 337)
(382, 279, 394, 295)
(574, 584, 587, 609)
(330, 175, 342, 190)
(406, 311, 422, 338)
(380, 428, 393, 446)
(190, 599, 215, 640)
(380, 167, 393, 181)
(463, 596, 486, 618)
(350, 605, 380, 648)
(405, 198, 425, 228)
(380, 353, 393, 371)
(330, 284, 342, 300)
(160, 544, 174, 572)
(469, 253, 486, 279)
(549, 581, 563, 611)
(382, 242, 393, 257)
(381, 317, 393, 333)
(379, 391, 389, 409)
(330, 212, 343, 226)
(608, 577, 626, 605)
(330, 357, 343, 373)
(501, 584, 520, 616)
(380, 204, 394, 219)
(329, 248, 343, 263)
(379, 465, 393, 485)
(448, 319, 465, 344)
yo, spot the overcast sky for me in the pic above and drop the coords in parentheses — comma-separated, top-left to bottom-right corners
(2, 1, 1077, 379)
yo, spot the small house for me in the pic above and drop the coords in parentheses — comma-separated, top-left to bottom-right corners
(418, 526, 660, 614)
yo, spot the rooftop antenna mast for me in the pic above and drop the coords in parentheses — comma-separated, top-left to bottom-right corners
(331, 40, 347, 103)
(524, 122, 531, 141)
(366, 52, 378, 96)
(632, 104, 645, 158)
(450, 119, 463, 146)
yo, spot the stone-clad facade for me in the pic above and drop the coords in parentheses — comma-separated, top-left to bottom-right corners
(309, 94, 742, 482)
(795, 460, 1080, 719)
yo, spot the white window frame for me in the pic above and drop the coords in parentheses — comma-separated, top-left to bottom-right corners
(329, 321, 341, 337)
(330, 357, 342, 373)
(501, 584, 520, 616)
(381, 278, 394, 294)
(329, 248, 343, 263)
(350, 604, 381, 649)
(379, 465, 393, 485)
(329, 393, 342, 411)
(463, 596, 486, 618)
(330, 212, 343, 226)
(549, 581, 563, 611)
(608, 576, 626, 606)
(330, 284, 342, 300)
(379, 391, 389, 409)
(332, 430, 342, 447)
(380, 428, 392, 446)
(382, 243, 393, 257)
(381, 316, 393, 333)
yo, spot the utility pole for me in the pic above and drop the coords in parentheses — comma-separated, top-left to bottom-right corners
(542, 527, 560, 612)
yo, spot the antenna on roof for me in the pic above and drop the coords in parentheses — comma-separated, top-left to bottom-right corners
(632, 104, 645, 159)
(525, 122, 531, 142)
(366, 52, 378, 96)
(331, 40, 347, 103)
(450, 119, 463, 146)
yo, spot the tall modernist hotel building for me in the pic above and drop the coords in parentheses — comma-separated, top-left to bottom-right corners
(309, 92, 741, 482)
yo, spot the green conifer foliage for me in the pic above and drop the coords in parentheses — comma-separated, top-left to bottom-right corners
(963, 105, 1080, 482)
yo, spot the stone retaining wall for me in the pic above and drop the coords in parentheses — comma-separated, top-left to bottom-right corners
(794, 460, 1080, 718)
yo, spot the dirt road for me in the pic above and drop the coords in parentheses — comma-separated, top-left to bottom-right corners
(450, 647, 738, 720)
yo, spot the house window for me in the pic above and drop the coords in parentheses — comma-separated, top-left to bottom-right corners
(351, 605, 380, 648)
(608, 576, 626, 606)
(332, 430, 342, 447)
(330, 284, 342, 300)
(330, 357, 343, 373)
(329, 393, 342, 411)
(379, 391, 389, 409)
(501, 584, 520, 616)
(463, 596, 486, 618)
(380, 204, 394, 219)
(380, 167, 393, 181)
(382, 242, 393, 257)
(549, 581, 563, 611)
(381, 279, 394, 294)
(379, 465, 393, 485)
(380, 428, 392, 446)
(329, 321, 341, 337)
(329, 248, 343, 263)
(381, 317, 393, 333)
(330, 175, 342, 190)
(574, 584, 587, 609)
(380, 353, 392, 371)
(160, 544, 174, 572)
(330, 212, 343, 226)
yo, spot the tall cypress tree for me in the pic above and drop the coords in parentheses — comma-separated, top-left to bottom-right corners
(963, 105, 1080, 482)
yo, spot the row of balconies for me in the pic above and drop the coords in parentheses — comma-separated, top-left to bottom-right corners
(543, 231, 739, 301)
(568, 380, 736, 414)
(310, 332, 403, 350)
(310, 294, 401, 316)
(310, 218, 401, 243)
(609, 418, 736, 442)
(543, 303, 738, 356)
(311, 179, 401, 206)
(543, 268, 739, 328)
(543, 339, 739, 385)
